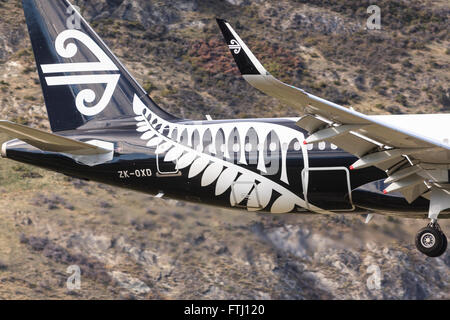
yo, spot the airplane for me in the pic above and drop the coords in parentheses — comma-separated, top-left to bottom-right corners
(0, 0, 448, 257)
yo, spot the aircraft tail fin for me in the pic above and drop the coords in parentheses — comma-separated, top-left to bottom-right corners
(216, 18, 269, 76)
(22, 0, 177, 132)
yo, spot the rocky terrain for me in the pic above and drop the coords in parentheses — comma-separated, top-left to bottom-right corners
(0, 0, 449, 299)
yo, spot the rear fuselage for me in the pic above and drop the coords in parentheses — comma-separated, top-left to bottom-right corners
(2, 116, 431, 216)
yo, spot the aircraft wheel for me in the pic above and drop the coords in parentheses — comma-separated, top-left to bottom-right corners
(435, 232, 447, 257)
(415, 225, 446, 257)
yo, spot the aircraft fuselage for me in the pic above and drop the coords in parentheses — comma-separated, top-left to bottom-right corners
(2, 116, 431, 216)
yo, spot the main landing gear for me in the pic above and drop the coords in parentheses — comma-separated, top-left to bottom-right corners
(415, 221, 447, 257)
(415, 186, 449, 258)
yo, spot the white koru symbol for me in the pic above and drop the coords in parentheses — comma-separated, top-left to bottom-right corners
(40, 29, 120, 117)
(228, 39, 242, 54)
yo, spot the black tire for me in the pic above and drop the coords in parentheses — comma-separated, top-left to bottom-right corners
(434, 232, 447, 257)
(415, 227, 444, 257)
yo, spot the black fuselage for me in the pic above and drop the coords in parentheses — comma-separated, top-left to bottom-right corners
(3, 116, 430, 216)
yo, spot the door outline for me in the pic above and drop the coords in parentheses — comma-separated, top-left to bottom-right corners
(301, 166, 355, 211)
(156, 153, 182, 177)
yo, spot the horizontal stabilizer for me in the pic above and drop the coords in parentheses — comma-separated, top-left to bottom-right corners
(0, 121, 111, 156)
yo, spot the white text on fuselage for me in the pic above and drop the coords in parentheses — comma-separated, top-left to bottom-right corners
(118, 169, 153, 179)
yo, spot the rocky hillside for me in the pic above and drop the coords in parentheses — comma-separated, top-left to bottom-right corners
(0, 0, 448, 299)
(0, 163, 448, 300)
(0, 0, 449, 124)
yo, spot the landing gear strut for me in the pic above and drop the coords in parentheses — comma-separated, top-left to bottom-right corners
(415, 221, 447, 257)
(415, 186, 449, 257)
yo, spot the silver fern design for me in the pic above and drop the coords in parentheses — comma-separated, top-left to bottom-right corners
(133, 95, 326, 214)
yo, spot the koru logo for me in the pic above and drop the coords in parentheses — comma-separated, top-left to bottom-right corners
(41, 29, 120, 116)
(228, 39, 242, 54)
